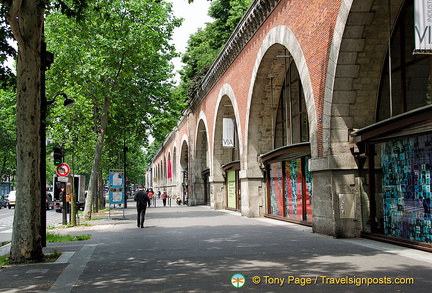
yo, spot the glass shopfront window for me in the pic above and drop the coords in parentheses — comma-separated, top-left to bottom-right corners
(376, 133, 432, 243)
(269, 162, 284, 216)
(378, 0, 431, 121)
(267, 48, 311, 224)
(268, 156, 312, 224)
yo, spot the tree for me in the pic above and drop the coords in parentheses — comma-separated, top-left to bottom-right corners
(179, 0, 252, 97)
(0, 5, 16, 88)
(0, 0, 88, 264)
(44, 0, 182, 220)
(0, 87, 16, 182)
(0, 0, 190, 264)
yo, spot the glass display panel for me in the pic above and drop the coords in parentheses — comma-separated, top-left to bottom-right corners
(305, 157, 313, 221)
(227, 171, 236, 209)
(285, 159, 302, 220)
(379, 133, 432, 243)
(269, 162, 284, 216)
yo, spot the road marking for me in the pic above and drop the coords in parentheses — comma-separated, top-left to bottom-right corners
(55, 251, 75, 264)
(48, 244, 96, 293)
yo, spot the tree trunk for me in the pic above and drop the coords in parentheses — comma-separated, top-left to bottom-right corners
(99, 169, 106, 208)
(83, 96, 110, 220)
(7, 1, 44, 263)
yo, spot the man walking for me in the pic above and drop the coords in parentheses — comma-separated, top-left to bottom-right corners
(134, 188, 151, 228)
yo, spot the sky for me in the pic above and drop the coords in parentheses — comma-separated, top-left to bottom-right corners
(167, 0, 213, 82)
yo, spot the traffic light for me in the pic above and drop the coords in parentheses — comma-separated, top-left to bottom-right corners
(53, 146, 63, 165)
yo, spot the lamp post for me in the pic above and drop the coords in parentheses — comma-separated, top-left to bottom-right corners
(123, 141, 128, 209)
(41, 40, 75, 246)
(40, 91, 74, 246)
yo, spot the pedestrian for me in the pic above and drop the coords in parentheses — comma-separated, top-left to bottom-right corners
(147, 188, 153, 207)
(161, 191, 168, 207)
(134, 188, 150, 228)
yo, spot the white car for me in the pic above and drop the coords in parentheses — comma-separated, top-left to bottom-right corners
(7, 190, 16, 209)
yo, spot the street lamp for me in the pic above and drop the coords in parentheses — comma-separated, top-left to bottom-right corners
(40, 92, 75, 247)
(46, 93, 75, 108)
(41, 37, 76, 246)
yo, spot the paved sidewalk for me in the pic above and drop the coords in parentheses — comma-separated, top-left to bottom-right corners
(1, 201, 432, 292)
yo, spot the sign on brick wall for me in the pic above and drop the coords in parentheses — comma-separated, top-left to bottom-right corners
(414, 0, 432, 54)
(223, 118, 236, 147)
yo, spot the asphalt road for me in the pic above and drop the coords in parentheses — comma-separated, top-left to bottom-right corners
(0, 206, 64, 243)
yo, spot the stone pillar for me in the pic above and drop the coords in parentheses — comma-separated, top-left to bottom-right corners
(239, 169, 265, 217)
(309, 154, 364, 238)
(210, 179, 225, 210)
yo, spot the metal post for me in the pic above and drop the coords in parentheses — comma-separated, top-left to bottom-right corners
(62, 183, 67, 225)
(40, 41, 48, 247)
(123, 142, 128, 209)
(387, 0, 393, 117)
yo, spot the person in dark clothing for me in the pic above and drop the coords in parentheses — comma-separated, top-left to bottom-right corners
(134, 188, 151, 228)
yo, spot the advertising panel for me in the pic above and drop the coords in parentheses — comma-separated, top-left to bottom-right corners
(109, 170, 124, 204)
(227, 171, 236, 209)
(414, 0, 432, 53)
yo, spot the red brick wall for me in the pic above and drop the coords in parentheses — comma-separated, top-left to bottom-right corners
(155, 0, 342, 162)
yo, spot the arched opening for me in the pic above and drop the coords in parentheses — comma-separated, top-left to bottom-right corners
(173, 147, 177, 182)
(180, 140, 189, 204)
(195, 119, 210, 205)
(259, 51, 312, 224)
(349, 0, 432, 249)
(214, 94, 240, 211)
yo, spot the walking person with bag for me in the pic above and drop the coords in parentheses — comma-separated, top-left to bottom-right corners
(134, 187, 151, 228)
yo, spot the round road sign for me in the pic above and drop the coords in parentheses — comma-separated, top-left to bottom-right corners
(56, 163, 70, 177)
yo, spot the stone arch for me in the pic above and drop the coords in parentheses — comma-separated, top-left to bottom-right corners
(242, 25, 316, 217)
(312, 0, 407, 238)
(195, 111, 210, 165)
(163, 154, 167, 182)
(157, 158, 163, 188)
(246, 25, 317, 171)
(172, 146, 177, 182)
(212, 83, 241, 209)
(327, 0, 404, 156)
(193, 114, 210, 205)
(213, 84, 242, 177)
(180, 135, 189, 201)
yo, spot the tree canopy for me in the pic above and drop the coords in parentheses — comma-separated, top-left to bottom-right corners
(44, 0, 183, 218)
(0, 5, 16, 88)
(0, 0, 184, 263)
(0, 87, 16, 181)
(179, 0, 252, 97)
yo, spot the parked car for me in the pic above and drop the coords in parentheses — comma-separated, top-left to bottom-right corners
(7, 190, 16, 209)
(0, 195, 6, 208)
(46, 192, 54, 210)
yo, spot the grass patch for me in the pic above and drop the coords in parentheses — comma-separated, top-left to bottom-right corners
(0, 254, 9, 267)
(1, 248, 64, 267)
(46, 232, 91, 242)
(0, 232, 91, 267)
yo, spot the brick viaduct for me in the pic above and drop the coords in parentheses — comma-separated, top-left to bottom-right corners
(147, 0, 432, 249)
